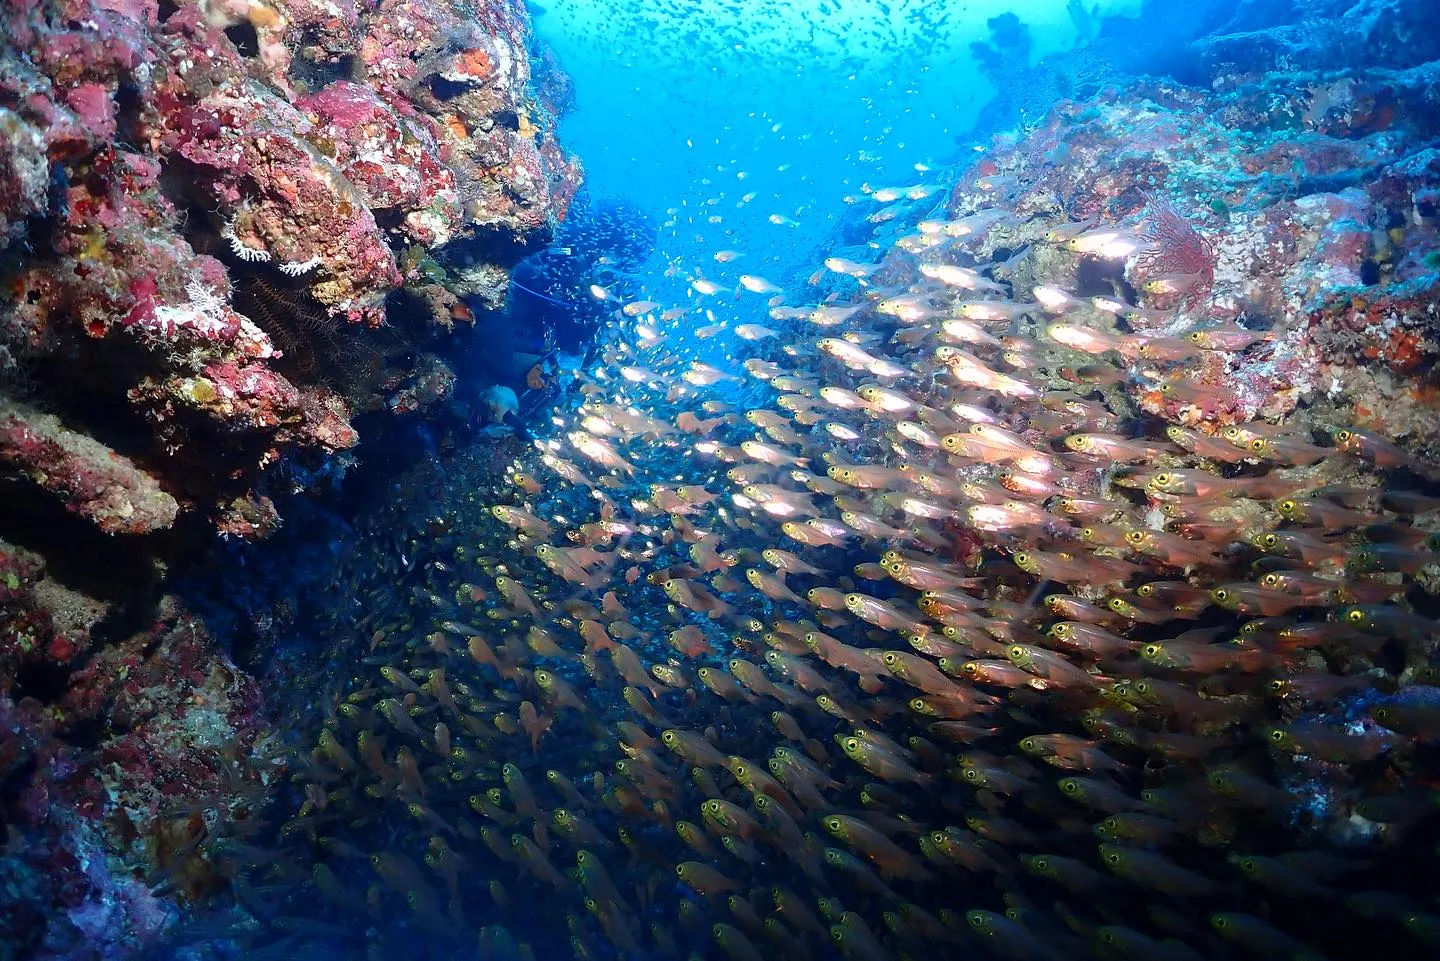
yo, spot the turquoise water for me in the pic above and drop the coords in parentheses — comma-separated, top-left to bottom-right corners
(534, 0, 1141, 289)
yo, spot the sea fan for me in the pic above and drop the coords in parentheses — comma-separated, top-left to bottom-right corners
(1135, 192, 1215, 309)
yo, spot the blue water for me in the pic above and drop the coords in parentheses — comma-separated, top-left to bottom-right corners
(536, 0, 1133, 292)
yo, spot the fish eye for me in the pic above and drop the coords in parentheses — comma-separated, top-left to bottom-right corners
(1213, 588, 1230, 601)
(1136, 584, 1153, 597)
(963, 662, 979, 675)
(843, 737, 860, 751)
(1262, 533, 1278, 546)
(825, 850, 842, 864)
(1268, 680, 1286, 693)
(1336, 430, 1352, 442)
(1019, 737, 1035, 751)
(1250, 438, 1266, 452)
(826, 817, 841, 830)
(1154, 473, 1171, 485)
(1107, 598, 1128, 611)
(1061, 780, 1078, 793)
(963, 768, 981, 782)
(663, 731, 675, 743)
(1125, 531, 1146, 545)
(1104, 851, 1121, 865)
(675, 864, 687, 876)
(1008, 645, 1024, 659)
(883, 652, 897, 664)
(1269, 728, 1288, 742)
(1143, 644, 1161, 657)
(1034, 858, 1048, 870)
(1212, 916, 1229, 929)
(1187, 331, 1204, 343)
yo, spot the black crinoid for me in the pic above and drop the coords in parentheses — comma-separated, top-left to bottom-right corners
(230, 273, 397, 407)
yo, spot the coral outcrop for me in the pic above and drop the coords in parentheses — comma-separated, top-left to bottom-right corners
(0, 0, 579, 954)
(0, 0, 580, 547)
(918, 44, 1440, 442)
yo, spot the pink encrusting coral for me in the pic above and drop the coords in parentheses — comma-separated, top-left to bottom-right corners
(0, 591, 277, 959)
(0, 402, 179, 535)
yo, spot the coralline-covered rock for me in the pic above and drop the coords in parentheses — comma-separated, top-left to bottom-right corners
(933, 54, 1440, 441)
(0, 581, 275, 959)
(0, 0, 579, 951)
(0, 0, 581, 546)
(0, 401, 179, 535)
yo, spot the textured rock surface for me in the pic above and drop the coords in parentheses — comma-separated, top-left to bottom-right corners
(0, 0, 579, 954)
(0, 0, 581, 546)
(923, 57, 1440, 441)
(0, 585, 277, 959)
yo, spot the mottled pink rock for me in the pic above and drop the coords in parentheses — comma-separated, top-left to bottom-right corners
(0, 402, 178, 534)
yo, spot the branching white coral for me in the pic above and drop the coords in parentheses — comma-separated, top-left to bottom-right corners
(278, 256, 322, 277)
(145, 281, 234, 341)
(220, 221, 271, 263)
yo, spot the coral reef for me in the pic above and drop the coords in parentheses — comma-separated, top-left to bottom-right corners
(0, 580, 276, 959)
(0, 0, 578, 953)
(2, 0, 1438, 957)
(930, 53, 1440, 436)
(0, 0, 580, 549)
(172, 15, 1440, 955)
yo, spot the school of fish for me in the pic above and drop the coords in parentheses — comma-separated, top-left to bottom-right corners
(238, 179, 1440, 961)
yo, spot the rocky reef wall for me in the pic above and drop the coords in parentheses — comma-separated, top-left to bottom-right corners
(0, 0, 579, 955)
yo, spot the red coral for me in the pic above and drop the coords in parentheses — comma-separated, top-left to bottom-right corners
(1134, 192, 1216, 309)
